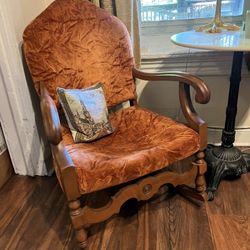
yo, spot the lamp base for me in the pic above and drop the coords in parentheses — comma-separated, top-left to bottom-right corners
(195, 21, 240, 33)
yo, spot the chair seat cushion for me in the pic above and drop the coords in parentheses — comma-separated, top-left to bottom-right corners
(62, 106, 200, 194)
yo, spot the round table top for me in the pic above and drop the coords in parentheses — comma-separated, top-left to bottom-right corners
(171, 30, 250, 52)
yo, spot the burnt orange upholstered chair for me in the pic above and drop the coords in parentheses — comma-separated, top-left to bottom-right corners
(23, 0, 210, 247)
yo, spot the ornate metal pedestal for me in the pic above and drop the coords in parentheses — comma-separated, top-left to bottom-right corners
(206, 51, 250, 200)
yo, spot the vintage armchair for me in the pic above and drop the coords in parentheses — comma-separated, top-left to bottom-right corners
(23, 0, 210, 248)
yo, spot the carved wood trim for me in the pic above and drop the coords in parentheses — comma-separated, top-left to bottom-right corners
(132, 68, 211, 104)
(40, 84, 81, 200)
(69, 200, 88, 248)
(195, 151, 207, 194)
(40, 83, 62, 145)
(51, 141, 81, 200)
(71, 164, 198, 229)
(179, 83, 208, 150)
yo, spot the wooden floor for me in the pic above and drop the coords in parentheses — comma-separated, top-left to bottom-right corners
(0, 172, 250, 250)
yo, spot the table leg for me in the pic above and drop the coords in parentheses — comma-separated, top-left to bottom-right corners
(205, 51, 250, 200)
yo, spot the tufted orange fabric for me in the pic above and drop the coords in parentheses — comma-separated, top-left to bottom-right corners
(61, 106, 200, 194)
(23, 0, 136, 108)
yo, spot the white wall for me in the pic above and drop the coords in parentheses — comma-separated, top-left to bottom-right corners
(4, 0, 54, 42)
(0, 0, 54, 175)
(0, 124, 6, 155)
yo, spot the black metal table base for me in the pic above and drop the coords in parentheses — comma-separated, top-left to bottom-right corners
(205, 51, 250, 200)
(205, 144, 250, 200)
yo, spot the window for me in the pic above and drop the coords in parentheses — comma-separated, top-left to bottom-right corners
(140, 0, 248, 56)
(140, 0, 249, 72)
(140, 0, 245, 22)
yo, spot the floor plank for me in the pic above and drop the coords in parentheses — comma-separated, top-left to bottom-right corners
(0, 170, 250, 249)
(209, 214, 250, 250)
(207, 174, 250, 216)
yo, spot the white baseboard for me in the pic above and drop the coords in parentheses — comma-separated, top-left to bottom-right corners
(208, 128, 250, 146)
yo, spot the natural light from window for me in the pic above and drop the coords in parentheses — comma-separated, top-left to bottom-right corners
(140, 0, 245, 22)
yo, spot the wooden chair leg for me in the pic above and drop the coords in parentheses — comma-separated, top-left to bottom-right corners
(75, 228, 88, 249)
(69, 200, 88, 248)
(195, 151, 207, 199)
(175, 152, 208, 201)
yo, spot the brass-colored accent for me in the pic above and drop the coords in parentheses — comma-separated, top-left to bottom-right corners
(195, 0, 240, 33)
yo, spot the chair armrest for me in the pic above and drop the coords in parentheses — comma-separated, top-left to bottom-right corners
(132, 68, 211, 149)
(132, 68, 210, 104)
(40, 83, 62, 145)
(51, 142, 81, 200)
(40, 83, 81, 199)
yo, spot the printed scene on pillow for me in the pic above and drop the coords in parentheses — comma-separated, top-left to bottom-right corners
(57, 83, 113, 142)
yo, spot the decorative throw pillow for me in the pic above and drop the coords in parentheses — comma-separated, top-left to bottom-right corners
(57, 83, 113, 143)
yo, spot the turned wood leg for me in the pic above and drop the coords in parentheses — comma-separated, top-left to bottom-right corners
(69, 200, 88, 248)
(195, 151, 207, 194)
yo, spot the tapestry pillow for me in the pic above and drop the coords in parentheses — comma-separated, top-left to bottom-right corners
(57, 83, 113, 143)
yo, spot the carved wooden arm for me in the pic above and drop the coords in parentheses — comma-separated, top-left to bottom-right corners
(40, 83, 62, 145)
(40, 83, 81, 199)
(132, 68, 211, 149)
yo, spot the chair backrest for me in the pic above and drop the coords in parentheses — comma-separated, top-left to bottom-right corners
(23, 0, 136, 108)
